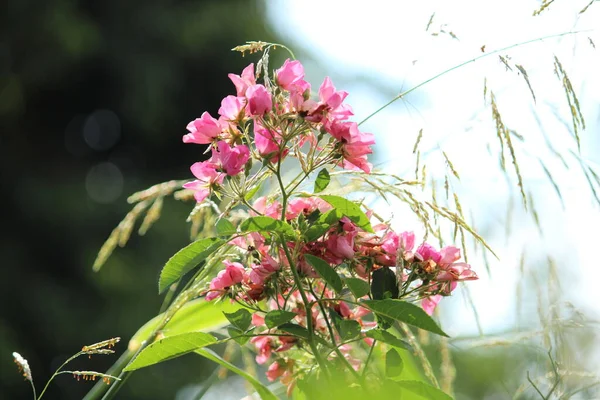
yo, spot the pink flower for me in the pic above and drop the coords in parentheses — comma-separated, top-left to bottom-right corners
(436, 262, 478, 294)
(416, 243, 442, 264)
(306, 77, 353, 122)
(254, 123, 282, 161)
(246, 84, 272, 116)
(218, 95, 246, 121)
(250, 336, 274, 364)
(205, 261, 245, 301)
(210, 141, 250, 176)
(253, 196, 282, 219)
(183, 162, 225, 203)
(422, 295, 442, 315)
(325, 217, 358, 260)
(319, 77, 348, 111)
(266, 361, 287, 382)
(325, 120, 375, 173)
(228, 63, 256, 96)
(251, 313, 265, 327)
(326, 234, 355, 260)
(286, 197, 331, 220)
(183, 112, 222, 144)
(439, 246, 461, 266)
(276, 59, 307, 91)
(248, 254, 280, 285)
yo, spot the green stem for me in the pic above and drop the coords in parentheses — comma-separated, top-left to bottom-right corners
(280, 238, 330, 378)
(159, 279, 180, 314)
(269, 43, 296, 60)
(38, 352, 83, 399)
(308, 286, 362, 381)
(82, 348, 136, 400)
(361, 339, 377, 382)
(358, 30, 587, 127)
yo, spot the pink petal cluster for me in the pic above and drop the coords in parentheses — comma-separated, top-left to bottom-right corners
(182, 162, 225, 203)
(183, 140, 249, 202)
(246, 84, 272, 116)
(205, 261, 245, 301)
(183, 112, 223, 144)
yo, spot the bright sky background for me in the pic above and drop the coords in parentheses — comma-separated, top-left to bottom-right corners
(266, 0, 600, 356)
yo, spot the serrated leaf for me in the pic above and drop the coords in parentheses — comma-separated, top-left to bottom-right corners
(240, 216, 295, 238)
(304, 254, 343, 294)
(158, 237, 226, 294)
(386, 348, 404, 378)
(314, 168, 331, 193)
(319, 195, 374, 233)
(265, 310, 296, 329)
(337, 319, 361, 341)
(365, 329, 412, 351)
(216, 219, 236, 236)
(345, 277, 370, 298)
(305, 209, 343, 241)
(124, 332, 216, 371)
(397, 380, 453, 400)
(224, 309, 251, 331)
(196, 349, 278, 400)
(371, 267, 399, 300)
(362, 299, 448, 337)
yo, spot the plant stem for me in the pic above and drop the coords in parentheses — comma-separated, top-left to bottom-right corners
(81, 348, 136, 400)
(307, 286, 362, 381)
(38, 352, 83, 399)
(280, 237, 330, 379)
(359, 30, 587, 127)
(361, 339, 377, 382)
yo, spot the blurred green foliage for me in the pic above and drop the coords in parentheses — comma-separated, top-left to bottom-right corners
(0, 0, 278, 398)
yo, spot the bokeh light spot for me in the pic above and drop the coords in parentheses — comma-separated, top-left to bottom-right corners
(83, 109, 121, 151)
(85, 162, 124, 204)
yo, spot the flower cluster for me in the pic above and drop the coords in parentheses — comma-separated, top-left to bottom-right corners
(200, 194, 476, 391)
(182, 59, 376, 204)
(180, 57, 478, 391)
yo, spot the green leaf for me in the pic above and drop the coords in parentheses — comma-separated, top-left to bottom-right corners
(196, 349, 278, 400)
(365, 329, 412, 351)
(362, 299, 448, 337)
(130, 299, 240, 343)
(386, 348, 404, 378)
(224, 309, 251, 331)
(345, 277, 370, 298)
(371, 267, 399, 300)
(244, 178, 264, 202)
(158, 237, 226, 294)
(216, 219, 236, 236)
(278, 323, 310, 339)
(227, 327, 250, 345)
(124, 332, 216, 371)
(319, 195, 374, 233)
(240, 216, 295, 238)
(265, 310, 296, 329)
(397, 380, 453, 400)
(314, 168, 331, 193)
(304, 209, 343, 241)
(304, 254, 343, 294)
(337, 319, 361, 341)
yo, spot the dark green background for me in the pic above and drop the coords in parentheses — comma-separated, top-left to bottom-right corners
(1, 1, 279, 398)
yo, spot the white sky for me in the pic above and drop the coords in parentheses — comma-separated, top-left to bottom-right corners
(267, 0, 600, 351)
